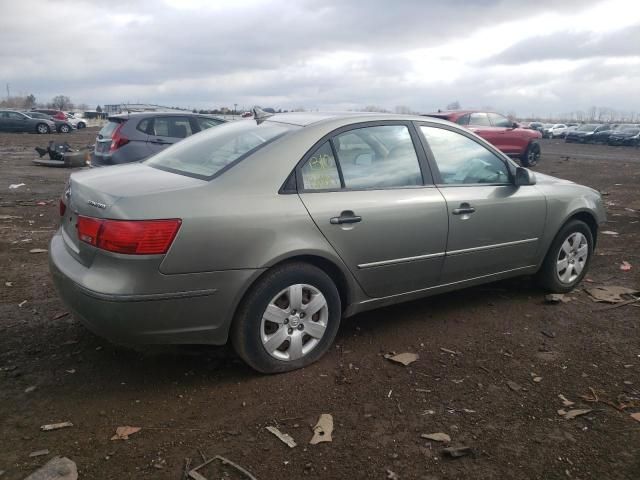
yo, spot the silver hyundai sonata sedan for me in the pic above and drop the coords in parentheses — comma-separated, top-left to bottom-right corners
(50, 112, 605, 373)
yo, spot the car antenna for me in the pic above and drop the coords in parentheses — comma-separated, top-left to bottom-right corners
(252, 106, 273, 125)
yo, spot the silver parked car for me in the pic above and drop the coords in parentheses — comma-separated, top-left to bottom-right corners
(50, 112, 605, 373)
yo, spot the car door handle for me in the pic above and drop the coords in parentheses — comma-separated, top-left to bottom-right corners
(452, 204, 476, 215)
(150, 138, 169, 144)
(330, 211, 362, 225)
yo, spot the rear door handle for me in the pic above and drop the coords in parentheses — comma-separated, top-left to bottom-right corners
(330, 211, 362, 225)
(452, 203, 476, 215)
(150, 138, 170, 144)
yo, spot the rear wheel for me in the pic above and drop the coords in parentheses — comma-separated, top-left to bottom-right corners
(59, 124, 70, 133)
(537, 220, 593, 293)
(36, 123, 50, 134)
(521, 142, 540, 167)
(231, 262, 341, 373)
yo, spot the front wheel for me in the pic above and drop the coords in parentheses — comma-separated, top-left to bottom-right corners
(231, 263, 342, 373)
(521, 142, 541, 167)
(36, 123, 50, 134)
(77, 122, 86, 129)
(537, 220, 593, 293)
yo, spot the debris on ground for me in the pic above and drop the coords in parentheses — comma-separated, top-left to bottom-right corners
(386, 469, 399, 480)
(631, 413, 640, 422)
(52, 312, 69, 320)
(442, 446, 474, 459)
(18, 300, 27, 308)
(440, 347, 459, 355)
(533, 376, 543, 383)
(384, 352, 419, 366)
(8, 183, 26, 190)
(40, 422, 73, 432)
(25, 386, 37, 393)
(266, 426, 297, 448)
(4, 281, 13, 287)
(559, 394, 575, 407)
(507, 380, 522, 392)
(24, 456, 77, 480)
(601, 230, 619, 236)
(620, 261, 632, 271)
(188, 454, 258, 480)
(541, 330, 556, 339)
(310, 413, 333, 444)
(544, 293, 565, 304)
(29, 248, 48, 254)
(421, 432, 451, 443)
(110, 426, 141, 440)
(29, 449, 50, 457)
(558, 408, 592, 419)
(585, 286, 639, 303)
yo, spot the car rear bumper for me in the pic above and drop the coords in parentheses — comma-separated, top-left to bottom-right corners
(49, 230, 262, 345)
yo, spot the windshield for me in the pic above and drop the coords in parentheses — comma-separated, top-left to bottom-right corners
(146, 120, 299, 179)
(577, 124, 599, 132)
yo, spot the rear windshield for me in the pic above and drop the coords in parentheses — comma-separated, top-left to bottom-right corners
(98, 120, 124, 138)
(145, 120, 299, 179)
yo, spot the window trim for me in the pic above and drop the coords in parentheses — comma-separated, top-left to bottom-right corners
(414, 121, 516, 187)
(292, 120, 435, 194)
(150, 115, 193, 139)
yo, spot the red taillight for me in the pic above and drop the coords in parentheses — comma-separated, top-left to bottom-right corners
(109, 122, 129, 152)
(77, 217, 181, 255)
(59, 199, 67, 216)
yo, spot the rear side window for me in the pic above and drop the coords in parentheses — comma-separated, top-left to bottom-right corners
(136, 118, 154, 135)
(196, 117, 223, 131)
(98, 121, 123, 138)
(146, 120, 298, 179)
(334, 125, 422, 189)
(154, 116, 193, 138)
(301, 141, 341, 191)
(456, 114, 470, 126)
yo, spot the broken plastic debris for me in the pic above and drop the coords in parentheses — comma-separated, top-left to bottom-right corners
(442, 446, 474, 459)
(310, 413, 333, 444)
(40, 421, 73, 431)
(620, 261, 632, 272)
(9, 183, 26, 190)
(24, 456, 77, 480)
(631, 413, 640, 423)
(384, 352, 419, 366)
(601, 230, 619, 236)
(29, 248, 48, 254)
(585, 286, 639, 303)
(29, 449, 50, 458)
(266, 426, 297, 448)
(110, 426, 141, 440)
(421, 432, 451, 443)
(559, 409, 592, 419)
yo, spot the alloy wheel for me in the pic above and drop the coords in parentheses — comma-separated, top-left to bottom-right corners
(260, 284, 328, 361)
(37, 124, 48, 134)
(556, 232, 588, 284)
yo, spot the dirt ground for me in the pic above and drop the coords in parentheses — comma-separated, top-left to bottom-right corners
(1, 130, 639, 480)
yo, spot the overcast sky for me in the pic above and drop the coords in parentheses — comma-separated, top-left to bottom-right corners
(1, 0, 639, 116)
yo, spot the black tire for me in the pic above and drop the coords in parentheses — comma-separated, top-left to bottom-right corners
(36, 123, 50, 134)
(231, 262, 342, 373)
(59, 124, 70, 133)
(521, 141, 541, 167)
(77, 122, 86, 129)
(537, 220, 593, 293)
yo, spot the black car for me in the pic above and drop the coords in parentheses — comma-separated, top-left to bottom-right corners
(591, 124, 637, 144)
(23, 111, 75, 134)
(564, 124, 607, 143)
(0, 110, 56, 134)
(91, 112, 226, 166)
(608, 128, 640, 146)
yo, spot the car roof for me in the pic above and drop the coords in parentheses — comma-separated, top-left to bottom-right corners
(262, 111, 454, 128)
(108, 112, 226, 120)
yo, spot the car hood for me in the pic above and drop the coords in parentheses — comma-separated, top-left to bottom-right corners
(533, 172, 574, 186)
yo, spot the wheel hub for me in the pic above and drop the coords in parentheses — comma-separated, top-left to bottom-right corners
(288, 314, 300, 328)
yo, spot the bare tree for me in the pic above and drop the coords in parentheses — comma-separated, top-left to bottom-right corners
(51, 95, 73, 111)
(446, 100, 461, 110)
(394, 105, 412, 114)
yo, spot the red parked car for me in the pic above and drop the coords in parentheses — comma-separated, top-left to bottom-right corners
(32, 109, 67, 121)
(424, 110, 542, 167)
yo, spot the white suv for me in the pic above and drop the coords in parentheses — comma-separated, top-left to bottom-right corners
(544, 124, 568, 138)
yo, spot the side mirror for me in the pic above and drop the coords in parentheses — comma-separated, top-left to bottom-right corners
(515, 167, 536, 186)
(510, 121, 519, 129)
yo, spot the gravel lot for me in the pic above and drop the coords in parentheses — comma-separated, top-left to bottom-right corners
(1, 130, 639, 479)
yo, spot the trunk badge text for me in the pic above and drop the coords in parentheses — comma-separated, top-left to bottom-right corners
(87, 200, 107, 209)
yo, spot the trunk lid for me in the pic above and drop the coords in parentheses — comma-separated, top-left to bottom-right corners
(62, 163, 204, 265)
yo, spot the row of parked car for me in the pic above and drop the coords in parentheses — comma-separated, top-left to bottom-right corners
(0, 109, 87, 134)
(526, 121, 640, 146)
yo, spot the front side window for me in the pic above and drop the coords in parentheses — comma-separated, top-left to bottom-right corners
(488, 113, 512, 128)
(468, 113, 491, 126)
(146, 120, 298, 179)
(456, 114, 470, 126)
(420, 126, 510, 185)
(7, 112, 25, 120)
(153, 116, 193, 138)
(333, 125, 422, 189)
(300, 141, 341, 191)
